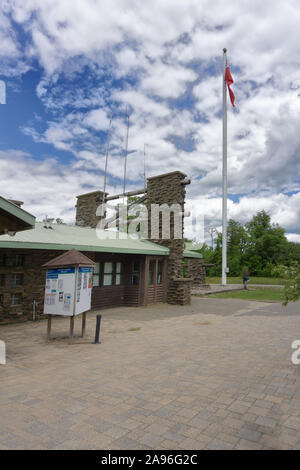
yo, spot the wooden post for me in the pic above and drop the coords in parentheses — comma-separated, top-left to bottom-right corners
(69, 315, 75, 342)
(47, 315, 52, 341)
(81, 312, 86, 338)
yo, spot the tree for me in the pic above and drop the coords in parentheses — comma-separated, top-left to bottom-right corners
(244, 211, 288, 275)
(273, 263, 300, 305)
(287, 242, 300, 264)
(199, 210, 294, 278)
(227, 219, 248, 275)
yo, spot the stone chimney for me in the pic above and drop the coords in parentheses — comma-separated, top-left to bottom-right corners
(75, 190, 107, 228)
(146, 171, 191, 305)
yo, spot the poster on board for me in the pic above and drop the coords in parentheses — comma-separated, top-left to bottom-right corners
(44, 266, 93, 316)
(75, 267, 93, 315)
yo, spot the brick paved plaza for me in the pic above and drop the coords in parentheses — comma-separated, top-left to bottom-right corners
(1, 297, 300, 450)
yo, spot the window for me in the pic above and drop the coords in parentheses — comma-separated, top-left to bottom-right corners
(93, 263, 101, 287)
(148, 261, 155, 285)
(11, 293, 22, 305)
(11, 273, 24, 286)
(13, 254, 25, 267)
(115, 262, 123, 286)
(103, 262, 113, 286)
(0, 254, 6, 267)
(0, 294, 3, 306)
(157, 261, 163, 284)
(131, 261, 140, 286)
(0, 274, 5, 287)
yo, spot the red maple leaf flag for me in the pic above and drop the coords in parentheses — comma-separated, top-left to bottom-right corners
(225, 63, 235, 107)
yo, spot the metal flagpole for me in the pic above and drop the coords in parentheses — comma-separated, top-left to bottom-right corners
(103, 111, 113, 204)
(222, 48, 228, 286)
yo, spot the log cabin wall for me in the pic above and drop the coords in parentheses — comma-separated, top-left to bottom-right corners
(91, 253, 144, 310)
(143, 256, 168, 306)
(91, 253, 168, 310)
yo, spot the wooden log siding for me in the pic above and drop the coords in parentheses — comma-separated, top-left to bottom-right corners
(144, 256, 167, 305)
(90, 254, 167, 310)
(91, 253, 142, 310)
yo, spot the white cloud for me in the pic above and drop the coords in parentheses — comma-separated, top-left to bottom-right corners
(83, 108, 110, 131)
(184, 192, 300, 242)
(141, 62, 197, 98)
(0, 1, 299, 240)
(286, 233, 300, 243)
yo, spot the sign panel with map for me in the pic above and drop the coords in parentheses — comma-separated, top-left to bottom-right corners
(43, 266, 93, 316)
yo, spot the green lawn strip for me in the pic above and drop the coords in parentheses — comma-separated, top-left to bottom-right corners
(210, 286, 285, 302)
(206, 276, 285, 286)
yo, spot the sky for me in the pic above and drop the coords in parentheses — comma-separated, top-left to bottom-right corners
(0, 0, 300, 244)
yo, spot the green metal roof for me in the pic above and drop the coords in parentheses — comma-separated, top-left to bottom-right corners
(0, 222, 170, 256)
(0, 196, 36, 231)
(183, 250, 203, 259)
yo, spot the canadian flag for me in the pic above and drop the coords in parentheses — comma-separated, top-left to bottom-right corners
(225, 64, 235, 107)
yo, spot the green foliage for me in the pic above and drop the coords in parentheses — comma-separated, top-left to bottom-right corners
(206, 276, 286, 285)
(200, 210, 298, 279)
(241, 266, 249, 277)
(211, 286, 285, 302)
(273, 263, 300, 305)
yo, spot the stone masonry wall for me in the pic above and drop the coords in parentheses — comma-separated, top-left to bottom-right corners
(187, 258, 207, 287)
(0, 249, 96, 323)
(146, 171, 192, 305)
(76, 190, 107, 228)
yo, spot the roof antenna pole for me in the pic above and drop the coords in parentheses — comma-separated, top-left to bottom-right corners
(143, 143, 147, 188)
(103, 110, 113, 205)
(123, 106, 130, 201)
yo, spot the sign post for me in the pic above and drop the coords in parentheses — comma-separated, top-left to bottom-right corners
(43, 250, 96, 342)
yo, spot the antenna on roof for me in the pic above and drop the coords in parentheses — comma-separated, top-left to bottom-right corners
(103, 110, 113, 205)
(43, 216, 54, 229)
(123, 105, 130, 199)
(143, 143, 147, 188)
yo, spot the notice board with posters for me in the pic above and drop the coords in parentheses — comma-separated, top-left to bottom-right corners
(75, 267, 93, 315)
(43, 266, 93, 316)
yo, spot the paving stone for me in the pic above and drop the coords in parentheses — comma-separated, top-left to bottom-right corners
(137, 432, 164, 448)
(235, 439, 263, 450)
(238, 426, 262, 443)
(206, 439, 234, 450)
(1, 297, 300, 450)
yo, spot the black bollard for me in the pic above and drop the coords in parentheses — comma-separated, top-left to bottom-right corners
(93, 314, 102, 344)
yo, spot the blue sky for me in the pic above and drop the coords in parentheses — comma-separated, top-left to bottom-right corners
(0, 0, 300, 242)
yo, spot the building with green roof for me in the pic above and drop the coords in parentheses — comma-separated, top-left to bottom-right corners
(0, 171, 208, 322)
(0, 196, 35, 236)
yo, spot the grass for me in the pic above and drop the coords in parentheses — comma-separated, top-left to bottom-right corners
(210, 286, 285, 302)
(206, 276, 286, 286)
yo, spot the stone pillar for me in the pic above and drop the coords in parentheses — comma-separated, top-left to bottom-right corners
(75, 191, 107, 228)
(187, 258, 208, 287)
(146, 171, 191, 305)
